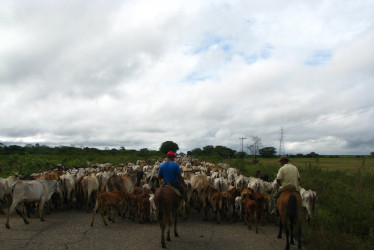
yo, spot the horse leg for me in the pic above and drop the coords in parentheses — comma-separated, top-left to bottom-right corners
(166, 213, 171, 241)
(297, 223, 302, 249)
(285, 222, 290, 250)
(174, 211, 179, 237)
(160, 217, 166, 248)
(277, 219, 283, 239)
(290, 220, 294, 245)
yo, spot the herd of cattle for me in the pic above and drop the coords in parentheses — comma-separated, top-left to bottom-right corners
(0, 156, 317, 231)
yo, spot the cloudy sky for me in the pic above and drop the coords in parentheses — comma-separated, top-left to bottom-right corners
(1, 0, 374, 155)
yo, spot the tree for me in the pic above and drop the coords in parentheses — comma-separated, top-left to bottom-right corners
(159, 141, 179, 154)
(215, 145, 236, 158)
(139, 148, 150, 157)
(306, 152, 319, 158)
(371, 152, 374, 157)
(188, 148, 202, 156)
(202, 145, 214, 155)
(247, 136, 262, 163)
(259, 147, 277, 158)
(236, 151, 246, 159)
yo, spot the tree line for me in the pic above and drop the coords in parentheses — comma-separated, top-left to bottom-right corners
(0, 142, 325, 159)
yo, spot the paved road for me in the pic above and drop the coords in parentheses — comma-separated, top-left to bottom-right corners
(0, 209, 299, 250)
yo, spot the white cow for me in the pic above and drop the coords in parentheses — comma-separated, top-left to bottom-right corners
(60, 173, 76, 209)
(234, 175, 247, 191)
(189, 174, 207, 209)
(0, 174, 20, 212)
(6, 180, 49, 228)
(300, 188, 318, 223)
(82, 174, 99, 212)
(149, 194, 157, 222)
(235, 196, 243, 221)
(214, 177, 229, 192)
(247, 177, 265, 193)
(37, 178, 62, 212)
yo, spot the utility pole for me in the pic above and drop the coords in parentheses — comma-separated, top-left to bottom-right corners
(279, 127, 285, 156)
(239, 137, 247, 152)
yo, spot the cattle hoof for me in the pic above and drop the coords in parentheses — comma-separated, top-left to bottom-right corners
(175, 232, 179, 237)
(40, 218, 45, 222)
(91, 223, 93, 227)
(277, 234, 282, 239)
(5, 224, 10, 229)
(162, 243, 166, 248)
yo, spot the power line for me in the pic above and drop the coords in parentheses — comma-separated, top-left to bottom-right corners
(239, 137, 247, 152)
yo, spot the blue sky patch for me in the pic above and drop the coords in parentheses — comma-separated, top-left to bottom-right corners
(305, 51, 332, 65)
(193, 34, 233, 54)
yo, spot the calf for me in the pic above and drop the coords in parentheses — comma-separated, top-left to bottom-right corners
(252, 192, 268, 226)
(199, 182, 218, 220)
(210, 191, 222, 224)
(221, 191, 233, 223)
(137, 193, 150, 224)
(244, 198, 258, 233)
(91, 189, 130, 226)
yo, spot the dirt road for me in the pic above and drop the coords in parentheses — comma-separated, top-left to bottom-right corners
(0, 209, 298, 250)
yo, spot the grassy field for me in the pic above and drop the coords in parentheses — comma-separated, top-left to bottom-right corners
(221, 156, 374, 250)
(246, 156, 374, 173)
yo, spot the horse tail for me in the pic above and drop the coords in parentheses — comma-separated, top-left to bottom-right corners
(287, 194, 297, 223)
(158, 209, 163, 222)
(157, 189, 165, 222)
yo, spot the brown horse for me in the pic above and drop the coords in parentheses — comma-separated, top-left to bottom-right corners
(277, 190, 302, 250)
(154, 185, 183, 248)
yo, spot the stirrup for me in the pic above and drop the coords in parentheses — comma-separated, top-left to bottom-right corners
(271, 209, 279, 216)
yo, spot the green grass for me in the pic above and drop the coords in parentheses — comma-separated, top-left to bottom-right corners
(231, 156, 374, 250)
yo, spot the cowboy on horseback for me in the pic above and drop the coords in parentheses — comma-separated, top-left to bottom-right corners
(272, 155, 300, 216)
(158, 151, 187, 201)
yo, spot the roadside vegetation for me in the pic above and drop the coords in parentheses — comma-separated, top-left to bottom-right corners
(1, 143, 373, 249)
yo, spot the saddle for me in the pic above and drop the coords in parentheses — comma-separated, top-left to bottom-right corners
(277, 184, 300, 197)
(163, 183, 182, 198)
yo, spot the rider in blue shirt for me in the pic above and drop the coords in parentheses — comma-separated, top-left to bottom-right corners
(158, 151, 187, 199)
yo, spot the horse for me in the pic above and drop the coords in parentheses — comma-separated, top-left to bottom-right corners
(277, 190, 302, 250)
(154, 185, 184, 248)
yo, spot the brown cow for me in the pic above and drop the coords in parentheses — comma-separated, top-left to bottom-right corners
(252, 192, 268, 226)
(199, 182, 218, 220)
(244, 198, 258, 233)
(210, 191, 222, 223)
(90, 189, 130, 226)
(106, 174, 135, 194)
(137, 193, 150, 224)
(241, 188, 259, 233)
